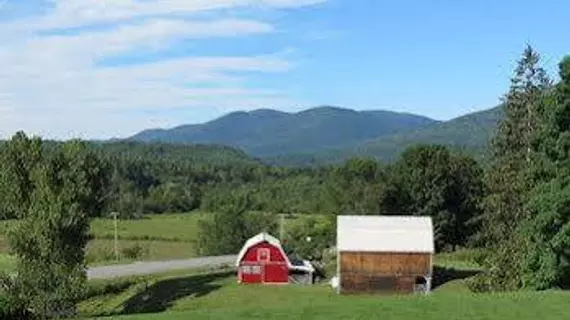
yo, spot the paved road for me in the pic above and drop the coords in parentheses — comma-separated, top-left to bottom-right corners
(87, 255, 237, 280)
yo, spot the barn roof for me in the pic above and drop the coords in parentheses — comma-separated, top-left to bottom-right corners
(235, 232, 293, 268)
(336, 215, 434, 253)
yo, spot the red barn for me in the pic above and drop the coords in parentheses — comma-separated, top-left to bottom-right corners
(235, 232, 314, 284)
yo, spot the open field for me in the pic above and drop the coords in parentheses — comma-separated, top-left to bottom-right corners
(77, 259, 567, 320)
(0, 212, 322, 270)
(0, 213, 207, 270)
(89, 213, 203, 242)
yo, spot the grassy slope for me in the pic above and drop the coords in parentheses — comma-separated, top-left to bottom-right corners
(78, 253, 567, 320)
(93, 289, 570, 320)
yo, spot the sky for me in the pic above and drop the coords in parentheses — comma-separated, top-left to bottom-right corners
(0, 0, 569, 140)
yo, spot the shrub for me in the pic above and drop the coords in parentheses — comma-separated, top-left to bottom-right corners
(0, 294, 31, 319)
(0, 274, 32, 319)
(282, 215, 335, 262)
(121, 244, 146, 260)
(86, 248, 116, 264)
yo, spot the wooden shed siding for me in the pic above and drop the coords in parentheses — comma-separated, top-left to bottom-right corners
(340, 274, 417, 294)
(340, 251, 431, 276)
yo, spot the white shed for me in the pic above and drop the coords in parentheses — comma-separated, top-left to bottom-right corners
(336, 215, 434, 294)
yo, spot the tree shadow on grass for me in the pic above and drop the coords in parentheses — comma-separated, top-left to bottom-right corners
(119, 271, 234, 315)
(431, 266, 480, 290)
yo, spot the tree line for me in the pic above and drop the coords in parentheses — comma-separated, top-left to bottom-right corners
(0, 135, 485, 252)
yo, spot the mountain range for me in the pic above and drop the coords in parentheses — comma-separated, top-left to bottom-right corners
(128, 105, 503, 165)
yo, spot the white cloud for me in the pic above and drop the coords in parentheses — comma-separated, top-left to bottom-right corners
(0, 0, 325, 139)
(17, 0, 327, 30)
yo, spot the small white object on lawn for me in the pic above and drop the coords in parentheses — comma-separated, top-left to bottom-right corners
(330, 276, 339, 289)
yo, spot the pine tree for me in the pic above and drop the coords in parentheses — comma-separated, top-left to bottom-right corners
(515, 56, 570, 290)
(471, 46, 552, 292)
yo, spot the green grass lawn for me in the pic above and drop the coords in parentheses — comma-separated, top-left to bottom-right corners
(89, 213, 203, 242)
(86, 213, 205, 263)
(78, 265, 569, 320)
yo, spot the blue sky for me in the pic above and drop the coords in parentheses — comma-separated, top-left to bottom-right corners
(0, 0, 569, 139)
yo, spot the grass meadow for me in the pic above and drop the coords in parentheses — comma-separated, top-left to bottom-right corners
(77, 253, 568, 320)
(0, 211, 324, 270)
(1, 213, 568, 319)
(0, 212, 206, 270)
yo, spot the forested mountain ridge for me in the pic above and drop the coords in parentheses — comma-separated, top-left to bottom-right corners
(1, 105, 503, 167)
(128, 106, 438, 157)
(336, 105, 503, 162)
(263, 106, 503, 165)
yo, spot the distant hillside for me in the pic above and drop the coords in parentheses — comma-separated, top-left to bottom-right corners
(89, 141, 261, 167)
(352, 106, 502, 160)
(265, 106, 503, 165)
(0, 139, 260, 167)
(128, 106, 438, 157)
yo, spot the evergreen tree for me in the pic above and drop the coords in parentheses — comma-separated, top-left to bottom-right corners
(471, 46, 553, 292)
(479, 46, 552, 245)
(514, 56, 570, 290)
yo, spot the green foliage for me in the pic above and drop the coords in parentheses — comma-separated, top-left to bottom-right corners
(145, 182, 201, 214)
(322, 158, 385, 215)
(121, 244, 147, 261)
(0, 131, 44, 220)
(282, 215, 335, 261)
(0, 292, 29, 319)
(196, 192, 277, 256)
(471, 47, 570, 292)
(511, 55, 570, 291)
(3, 135, 103, 318)
(381, 144, 484, 251)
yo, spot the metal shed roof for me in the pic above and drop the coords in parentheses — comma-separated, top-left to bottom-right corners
(336, 215, 434, 253)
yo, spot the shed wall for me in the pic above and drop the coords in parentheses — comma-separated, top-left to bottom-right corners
(339, 251, 432, 294)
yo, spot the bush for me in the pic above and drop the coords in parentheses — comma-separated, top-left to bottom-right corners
(0, 274, 32, 319)
(86, 248, 116, 264)
(197, 192, 277, 256)
(121, 243, 147, 260)
(0, 294, 30, 319)
(282, 215, 335, 262)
